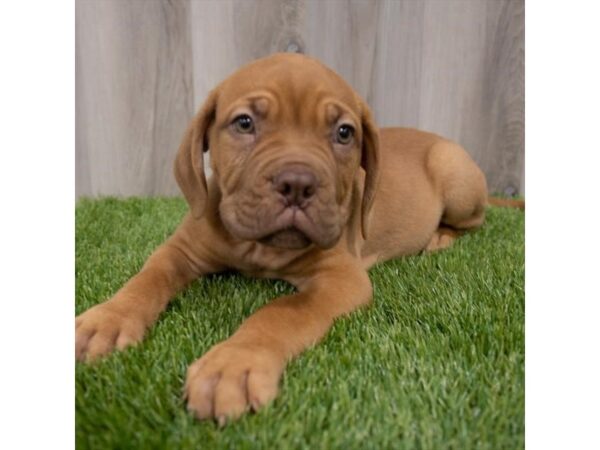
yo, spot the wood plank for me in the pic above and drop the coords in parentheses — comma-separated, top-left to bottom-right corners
(301, 0, 380, 99)
(369, 0, 426, 128)
(478, 0, 525, 195)
(76, 0, 194, 197)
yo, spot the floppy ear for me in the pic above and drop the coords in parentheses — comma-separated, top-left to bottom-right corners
(174, 90, 217, 219)
(358, 99, 380, 240)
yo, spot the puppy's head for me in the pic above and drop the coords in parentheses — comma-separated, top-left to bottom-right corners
(175, 53, 379, 250)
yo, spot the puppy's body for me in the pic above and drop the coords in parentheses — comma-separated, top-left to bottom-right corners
(364, 127, 486, 263)
(76, 53, 489, 423)
(173, 126, 485, 279)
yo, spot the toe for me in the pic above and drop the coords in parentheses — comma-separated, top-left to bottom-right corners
(75, 327, 95, 361)
(186, 371, 220, 420)
(85, 329, 118, 361)
(115, 327, 143, 350)
(214, 370, 249, 422)
(247, 369, 279, 412)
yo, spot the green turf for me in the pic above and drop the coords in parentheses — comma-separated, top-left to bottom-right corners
(76, 197, 524, 450)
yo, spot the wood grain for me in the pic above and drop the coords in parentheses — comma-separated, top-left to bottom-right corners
(77, 0, 524, 197)
(76, 0, 194, 197)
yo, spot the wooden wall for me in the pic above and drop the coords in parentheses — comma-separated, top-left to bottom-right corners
(76, 0, 524, 198)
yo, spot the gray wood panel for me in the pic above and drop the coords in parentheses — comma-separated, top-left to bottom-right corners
(77, 0, 524, 197)
(76, 0, 194, 197)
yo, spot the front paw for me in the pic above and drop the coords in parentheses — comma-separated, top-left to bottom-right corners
(75, 302, 146, 362)
(185, 340, 285, 424)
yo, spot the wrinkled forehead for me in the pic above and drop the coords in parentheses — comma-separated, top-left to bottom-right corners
(214, 55, 360, 125)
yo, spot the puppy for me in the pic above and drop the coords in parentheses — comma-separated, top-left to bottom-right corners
(76, 53, 496, 423)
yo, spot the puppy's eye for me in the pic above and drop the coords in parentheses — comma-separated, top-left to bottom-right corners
(233, 114, 255, 134)
(336, 124, 355, 144)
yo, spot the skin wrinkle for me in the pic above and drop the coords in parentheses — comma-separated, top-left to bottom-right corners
(221, 91, 279, 122)
(224, 202, 278, 241)
(219, 158, 245, 195)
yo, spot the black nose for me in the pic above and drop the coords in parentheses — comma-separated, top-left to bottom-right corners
(274, 167, 317, 207)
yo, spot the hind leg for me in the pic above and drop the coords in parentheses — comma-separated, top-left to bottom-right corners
(425, 141, 488, 252)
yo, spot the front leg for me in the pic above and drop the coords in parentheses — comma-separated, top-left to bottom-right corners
(185, 257, 372, 424)
(76, 227, 217, 361)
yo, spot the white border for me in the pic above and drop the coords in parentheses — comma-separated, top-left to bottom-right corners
(0, 1, 74, 449)
(527, 1, 600, 449)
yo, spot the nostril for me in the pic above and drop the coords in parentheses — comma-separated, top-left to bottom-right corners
(303, 185, 314, 199)
(281, 183, 291, 196)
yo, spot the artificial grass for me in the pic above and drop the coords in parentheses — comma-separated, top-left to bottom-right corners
(75, 197, 524, 450)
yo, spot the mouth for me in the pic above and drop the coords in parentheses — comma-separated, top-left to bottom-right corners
(258, 227, 311, 249)
(258, 206, 315, 249)
(221, 200, 340, 250)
